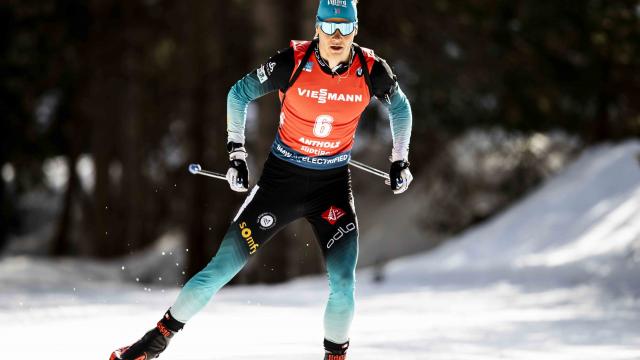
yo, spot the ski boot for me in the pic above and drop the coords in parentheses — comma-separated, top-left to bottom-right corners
(110, 310, 184, 360)
(324, 339, 349, 360)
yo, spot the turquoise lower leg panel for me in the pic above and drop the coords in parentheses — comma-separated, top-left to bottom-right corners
(323, 231, 358, 344)
(170, 228, 248, 322)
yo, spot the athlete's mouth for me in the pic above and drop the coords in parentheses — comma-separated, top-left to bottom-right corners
(330, 45, 344, 51)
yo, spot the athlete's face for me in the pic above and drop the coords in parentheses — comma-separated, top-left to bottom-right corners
(315, 19, 358, 65)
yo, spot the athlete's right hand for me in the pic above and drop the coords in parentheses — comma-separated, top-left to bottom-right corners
(226, 142, 249, 192)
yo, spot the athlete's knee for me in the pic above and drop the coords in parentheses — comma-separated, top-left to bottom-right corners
(186, 229, 249, 286)
(327, 275, 355, 317)
(328, 269, 355, 294)
(327, 259, 356, 294)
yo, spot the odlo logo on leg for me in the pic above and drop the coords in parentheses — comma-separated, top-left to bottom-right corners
(239, 222, 259, 255)
(327, 222, 356, 249)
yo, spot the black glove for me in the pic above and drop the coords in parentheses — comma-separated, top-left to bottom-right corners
(389, 160, 413, 194)
(225, 142, 249, 192)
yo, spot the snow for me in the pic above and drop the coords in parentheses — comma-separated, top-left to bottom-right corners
(1, 141, 640, 360)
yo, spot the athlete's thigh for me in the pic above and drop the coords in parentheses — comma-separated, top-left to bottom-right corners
(308, 201, 359, 276)
(306, 179, 358, 255)
(231, 184, 301, 255)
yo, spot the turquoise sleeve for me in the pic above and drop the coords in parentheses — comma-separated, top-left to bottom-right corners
(383, 85, 413, 161)
(227, 71, 279, 144)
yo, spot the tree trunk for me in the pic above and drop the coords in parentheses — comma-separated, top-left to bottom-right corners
(83, 1, 125, 258)
(51, 154, 78, 256)
(121, 2, 146, 252)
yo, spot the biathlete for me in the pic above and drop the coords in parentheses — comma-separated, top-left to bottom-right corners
(110, 0, 412, 359)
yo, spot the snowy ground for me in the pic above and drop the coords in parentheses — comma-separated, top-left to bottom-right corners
(1, 141, 640, 360)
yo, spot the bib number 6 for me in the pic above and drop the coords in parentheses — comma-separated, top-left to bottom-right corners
(313, 115, 334, 138)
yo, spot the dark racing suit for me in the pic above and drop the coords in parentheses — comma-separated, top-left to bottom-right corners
(169, 39, 412, 345)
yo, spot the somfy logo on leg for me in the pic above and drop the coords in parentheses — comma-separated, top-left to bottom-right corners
(257, 212, 277, 230)
(238, 222, 259, 255)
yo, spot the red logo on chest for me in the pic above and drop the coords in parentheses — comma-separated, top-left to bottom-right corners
(322, 206, 346, 225)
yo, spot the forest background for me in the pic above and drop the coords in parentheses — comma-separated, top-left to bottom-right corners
(1, 0, 638, 284)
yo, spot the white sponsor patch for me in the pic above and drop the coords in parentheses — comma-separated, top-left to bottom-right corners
(258, 212, 277, 230)
(328, 0, 347, 8)
(257, 65, 268, 83)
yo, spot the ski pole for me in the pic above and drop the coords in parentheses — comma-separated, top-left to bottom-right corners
(188, 163, 226, 181)
(349, 160, 390, 180)
(189, 160, 390, 182)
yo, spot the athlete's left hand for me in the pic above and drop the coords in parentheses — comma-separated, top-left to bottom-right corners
(226, 142, 249, 192)
(387, 160, 413, 194)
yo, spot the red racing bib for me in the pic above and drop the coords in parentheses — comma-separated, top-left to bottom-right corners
(275, 40, 375, 165)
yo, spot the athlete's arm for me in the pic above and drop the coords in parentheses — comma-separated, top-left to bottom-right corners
(370, 57, 413, 162)
(227, 47, 295, 144)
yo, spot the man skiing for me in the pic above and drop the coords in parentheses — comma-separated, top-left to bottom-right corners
(110, 0, 412, 359)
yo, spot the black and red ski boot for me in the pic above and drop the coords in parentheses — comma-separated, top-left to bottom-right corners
(110, 310, 184, 360)
(324, 339, 349, 360)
